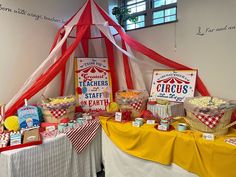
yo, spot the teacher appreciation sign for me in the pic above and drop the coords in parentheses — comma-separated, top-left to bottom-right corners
(75, 58, 112, 111)
(150, 70, 197, 102)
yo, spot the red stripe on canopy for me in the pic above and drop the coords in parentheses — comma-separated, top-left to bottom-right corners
(81, 27, 91, 57)
(94, 1, 210, 96)
(104, 36, 119, 96)
(122, 40, 134, 89)
(60, 35, 67, 96)
(50, 29, 63, 53)
(78, 0, 92, 57)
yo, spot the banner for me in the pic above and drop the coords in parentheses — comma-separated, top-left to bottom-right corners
(150, 70, 197, 102)
(75, 58, 112, 111)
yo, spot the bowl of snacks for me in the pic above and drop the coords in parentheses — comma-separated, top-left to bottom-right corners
(184, 96, 236, 136)
(40, 95, 76, 123)
(115, 90, 148, 119)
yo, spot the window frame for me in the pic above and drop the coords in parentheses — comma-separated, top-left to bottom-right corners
(119, 0, 178, 31)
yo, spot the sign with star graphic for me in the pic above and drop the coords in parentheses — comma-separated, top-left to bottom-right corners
(150, 70, 197, 102)
(74, 58, 112, 111)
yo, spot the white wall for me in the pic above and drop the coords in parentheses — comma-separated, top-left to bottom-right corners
(0, 0, 235, 105)
(0, 0, 107, 104)
(126, 0, 236, 100)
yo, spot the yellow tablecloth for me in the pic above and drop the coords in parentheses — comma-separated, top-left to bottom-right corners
(100, 117, 236, 177)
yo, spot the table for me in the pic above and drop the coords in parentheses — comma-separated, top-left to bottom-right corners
(100, 117, 236, 177)
(102, 130, 198, 177)
(0, 129, 102, 177)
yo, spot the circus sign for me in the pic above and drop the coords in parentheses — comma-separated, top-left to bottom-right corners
(150, 70, 197, 102)
(75, 58, 112, 111)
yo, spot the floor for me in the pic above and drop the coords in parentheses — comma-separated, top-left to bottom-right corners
(97, 170, 105, 177)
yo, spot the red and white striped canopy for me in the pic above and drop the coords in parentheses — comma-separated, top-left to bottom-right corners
(5, 0, 210, 116)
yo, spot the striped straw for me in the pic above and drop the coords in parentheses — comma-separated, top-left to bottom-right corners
(0, 104, 5, 121)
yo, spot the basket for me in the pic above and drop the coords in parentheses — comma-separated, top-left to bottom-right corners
(183, 97, 236, 136)
(147, 102, 185, 119)
(115, 90, 148, 119)
(40, 95, 76, 123)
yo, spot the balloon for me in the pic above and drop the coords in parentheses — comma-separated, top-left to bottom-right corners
(106, 102, 119, 112)
(4, 116, 20, 131)
(76, 87, 82, 94)
(82, 87, 87, 94)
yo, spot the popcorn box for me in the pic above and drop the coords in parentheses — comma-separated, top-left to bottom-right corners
(10, 133, 22, 146)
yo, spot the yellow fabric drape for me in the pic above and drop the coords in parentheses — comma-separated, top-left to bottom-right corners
(100, 116, 236, 177)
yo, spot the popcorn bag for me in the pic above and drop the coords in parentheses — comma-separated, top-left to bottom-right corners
(184, 96, 236, 136)
(40, 95, 76, 123)
(115, 90, 148, 119)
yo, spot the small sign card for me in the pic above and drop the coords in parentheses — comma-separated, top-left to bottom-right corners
(115, 112, 122, 122)
(146, 120, 156, 125)
(158, 124, 168, 131)
(150, 70, 197, 102)
(46, 126, 56, 132)
(202, 133, 215, 141)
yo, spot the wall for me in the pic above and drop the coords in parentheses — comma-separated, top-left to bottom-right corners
(0, 0, 107, 104)
(126, 0, 236, 99)
(0, 0, 235, 104)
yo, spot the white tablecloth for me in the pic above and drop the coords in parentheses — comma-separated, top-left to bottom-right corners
(102, 130, 198, 177)
(0, 129, 102, 177)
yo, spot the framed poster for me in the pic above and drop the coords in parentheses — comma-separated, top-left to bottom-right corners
(74, 58, 112, 111)
(150, 70, 197, 102)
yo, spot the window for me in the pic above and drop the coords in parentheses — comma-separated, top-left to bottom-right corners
(120, 0, 177, 30)
(126, 0, 146, 14)
(153, 7, 176, 25)
(126, 15, 145, 30)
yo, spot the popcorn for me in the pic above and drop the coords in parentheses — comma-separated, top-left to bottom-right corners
(189, 97, 226, 108)
(50, 97, 75, 104)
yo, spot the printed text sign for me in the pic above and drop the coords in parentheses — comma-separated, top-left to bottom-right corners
(150, 70, 197, 102)
(75, 58, 112, 111)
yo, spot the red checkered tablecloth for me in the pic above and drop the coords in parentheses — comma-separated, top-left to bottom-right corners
(193, 112, 225, 129)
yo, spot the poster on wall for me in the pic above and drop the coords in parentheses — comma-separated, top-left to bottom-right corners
(150, 70, 197, 102)
(74, 58, 112, 111)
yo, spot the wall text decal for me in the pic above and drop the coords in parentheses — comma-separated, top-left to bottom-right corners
(0, 3, 66, 23)
(196, 25, 236, 36)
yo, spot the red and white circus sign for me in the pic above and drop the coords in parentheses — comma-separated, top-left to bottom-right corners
(150, 70, 197, 102)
